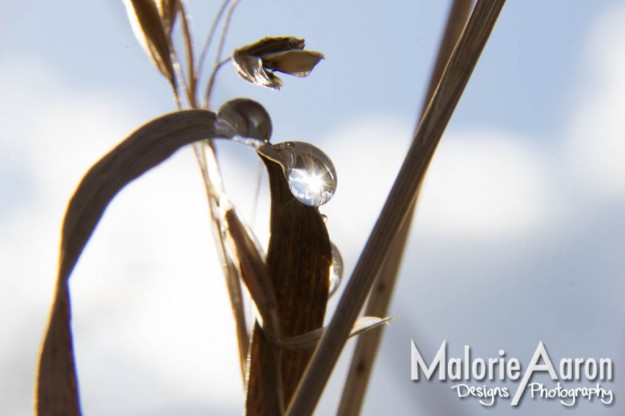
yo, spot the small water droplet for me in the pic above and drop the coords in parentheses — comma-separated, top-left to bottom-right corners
(320, 213, 328, 223)
(270, 141, 337, 207)
(329, 242, 343, 296)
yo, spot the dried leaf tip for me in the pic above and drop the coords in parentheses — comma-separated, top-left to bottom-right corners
(233, 36, 324, 89)
(158, 0, 180, 34)
(123, 0, 176, 86)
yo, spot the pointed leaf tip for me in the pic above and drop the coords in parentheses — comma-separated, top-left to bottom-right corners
(123, 0, 176, 87)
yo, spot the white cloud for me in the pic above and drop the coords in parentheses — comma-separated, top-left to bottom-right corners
(417, 130, 556, 240)
(319, 116, 412, 258)
(318, 118, 555, 245)
(564, 2, 625, 199)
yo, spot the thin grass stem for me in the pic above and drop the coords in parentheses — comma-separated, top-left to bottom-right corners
(197, 0, 231, 89)
(286, 1, 507, 414)
(204, 0, 241, 108)
(178, 0, 198, 107)
(203, 57, 232, 109)
(336, 1, 474, 414)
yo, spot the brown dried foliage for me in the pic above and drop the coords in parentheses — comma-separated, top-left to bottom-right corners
(37, 110, 218, 416)
(245, 156, 331, 414)
(36, 0, 507, 415)
(124, 0, 176, 87)
(287, 1, 507, 413)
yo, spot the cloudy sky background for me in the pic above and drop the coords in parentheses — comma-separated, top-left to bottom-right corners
(1, 0, 624, 415)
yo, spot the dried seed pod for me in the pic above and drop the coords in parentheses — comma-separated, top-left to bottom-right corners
(216, 98, 272, 141)
(233, 36, 324, 89)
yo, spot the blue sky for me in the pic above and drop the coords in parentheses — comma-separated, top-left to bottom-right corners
(1, 1, 624, 415)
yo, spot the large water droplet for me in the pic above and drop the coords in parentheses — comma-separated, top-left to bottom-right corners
(216, 98, 272, 141)
(261, 141, 337, 207)
(329, 242, 343, 296)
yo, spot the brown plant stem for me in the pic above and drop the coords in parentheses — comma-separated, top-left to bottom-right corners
(286, 1, 506, 414)
(204, 0, 240, 108)
(197, 0, 231, 89)
(178, 0, 198, 106)
(336, 1, 474, 414)
(191, 141, 250, 381)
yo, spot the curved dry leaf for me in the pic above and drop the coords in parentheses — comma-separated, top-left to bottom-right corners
(275, 316, 395, 351)
(37, 109, 222, 415)
(233, 36, 324, 89)
(123, 0, 176, 86)
(245, 153, 332, 414)
(224, 208, 281, 337)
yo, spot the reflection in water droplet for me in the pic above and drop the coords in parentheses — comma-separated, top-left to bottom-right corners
(329, 242, 343, 296)
(270, 141, 337, 207)
(230, 134, 268, 149)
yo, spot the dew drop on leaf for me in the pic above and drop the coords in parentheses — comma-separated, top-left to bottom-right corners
(274, 141, 337, 207)
(329, 242, 343, 296)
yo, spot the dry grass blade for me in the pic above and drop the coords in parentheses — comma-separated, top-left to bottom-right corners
(275, 316, 395, 351)
(224, 209, 281, 337)
(189, 97, 273, 382)
(245, 155, 332, 415)
(200, 146, 253, 381)
(123, 0, 176, 87)
(338, 1, 474, 414)
(196, 0, 231, 91)
(219, 251, 250, 380)
(158, 0, 180, 34)
(286, 1, 506, 414)
(246, 323, 280, 415)
(37, 283, 79, 416)
(176, 0, 198, 106)
(204, 0, 241, 107)
(37, 109, 225, 415)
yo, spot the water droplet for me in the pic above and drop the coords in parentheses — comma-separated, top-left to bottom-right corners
(329, 242, 343, 296)
(216, 98, 272, 142)
(260, 141, 337, 207)
(320, 213, 328, 223)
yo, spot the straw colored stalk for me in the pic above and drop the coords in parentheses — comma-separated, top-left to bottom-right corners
(286, 1, 507, 414)
(337, 1, 475, 414)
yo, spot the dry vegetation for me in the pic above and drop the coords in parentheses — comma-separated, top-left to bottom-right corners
(36, 0, 505, 415)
